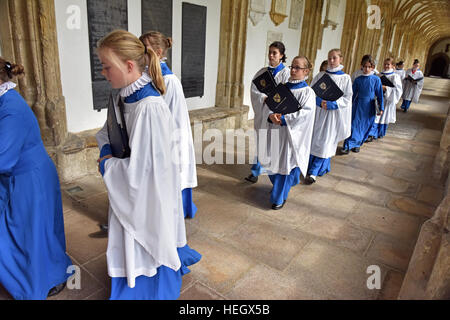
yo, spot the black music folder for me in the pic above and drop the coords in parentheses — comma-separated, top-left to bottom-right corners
(311, 73, 344, 101)
(107, 94, 131, 159)
(406, 75, 424, 83)
(266, 84, 301, 115)
(380, 75, 395, 87)
(253, 70, 277, 95)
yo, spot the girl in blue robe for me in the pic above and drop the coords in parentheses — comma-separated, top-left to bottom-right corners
(0, 59, 72, 300)
(95, 30, 201, 300)
(342, 57, 384, 153)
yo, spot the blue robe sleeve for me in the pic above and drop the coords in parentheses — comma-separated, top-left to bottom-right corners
(280, 115, 287, 126)
(0, 111, 28, 174)
(316, 97, 338, 110)
(100, 144, 112, 158)
(374, 77, 384, 111)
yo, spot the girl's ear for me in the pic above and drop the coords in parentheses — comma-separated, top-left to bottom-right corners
(127, 60, 135, 72)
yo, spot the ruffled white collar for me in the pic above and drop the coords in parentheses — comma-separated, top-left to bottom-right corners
(327, 65, 344, 73)
(382, 69, 394, 74)
(0, 81, 16, 97)
(289, 76, 308, 83)
(119, 73, 152, 98)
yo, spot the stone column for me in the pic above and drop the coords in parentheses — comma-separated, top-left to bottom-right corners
(215, 0, 249, 109)
(298, 0, 324, 73)
(0, 0, 68, 171)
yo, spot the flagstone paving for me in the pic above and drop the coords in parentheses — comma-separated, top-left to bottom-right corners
(0, 79, 448, 300)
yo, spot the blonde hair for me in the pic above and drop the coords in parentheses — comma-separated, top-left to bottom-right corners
(292, 55, 313, 74)
(384, 57, 395, 66)
(97, 29, 165, 95)
(0, 57, 25, 82)
(329, 48, 343, 58)
(139, 31, 172, 59)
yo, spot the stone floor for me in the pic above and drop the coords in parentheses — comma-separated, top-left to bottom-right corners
(0, 79, 448, 300)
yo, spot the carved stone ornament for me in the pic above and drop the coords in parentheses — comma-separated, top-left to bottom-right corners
(324, 0, 340, 30)
(270, 0, 288, 26)
(249, 0, 267, 26)
(289, 0, 304, 30)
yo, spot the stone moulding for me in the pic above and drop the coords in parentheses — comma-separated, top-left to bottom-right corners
(270, 0, 288, 26)
(249, 0, 266, 26)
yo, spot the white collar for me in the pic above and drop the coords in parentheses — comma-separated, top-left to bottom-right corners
(382, 69, 394, 74)
(119, 73, 152, 98)
(0, 81, 16, 97)
(327, 65, 344, 73)
(289, 76, 308, 83)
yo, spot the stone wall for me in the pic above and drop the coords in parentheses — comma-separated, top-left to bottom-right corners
(398, 103, 450, 300)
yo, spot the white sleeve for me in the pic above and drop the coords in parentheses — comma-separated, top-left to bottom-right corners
(95, 120, 109, 151)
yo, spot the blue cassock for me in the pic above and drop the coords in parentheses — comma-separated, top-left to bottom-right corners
(0, 89, 73, 300)
(344, 75, 384, 150)
(102, 83, 201, 300)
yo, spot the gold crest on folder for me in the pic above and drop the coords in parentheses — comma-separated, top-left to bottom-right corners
(260, 79, 267, 87)
(320, 83, 327, 90)
(273, 93, 281, 103)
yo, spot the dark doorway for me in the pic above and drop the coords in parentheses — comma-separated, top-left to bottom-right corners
(429, 56, 447, 77)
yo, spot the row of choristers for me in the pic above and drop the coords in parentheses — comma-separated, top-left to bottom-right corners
(0, 30, 201, 300)
(245, 42, 424, 210)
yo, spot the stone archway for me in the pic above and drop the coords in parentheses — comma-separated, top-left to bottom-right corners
(427, 53, 450, 78)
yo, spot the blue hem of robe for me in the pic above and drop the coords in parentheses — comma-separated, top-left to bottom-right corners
(368, 123, 388, 139)
(401, 100, 412, 110)
(268, 168, 301, 205)
(308, 155, 331, 177)
(109, 245, 201, 300)
(251, 160, 266, 177)
(182, 188, 197, 219)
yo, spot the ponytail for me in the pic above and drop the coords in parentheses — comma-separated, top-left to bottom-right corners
(98, 29, 166, 95)
(146, 47, 165, 95)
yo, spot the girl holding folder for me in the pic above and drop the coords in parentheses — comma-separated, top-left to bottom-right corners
(368, 57, 403, 140)
(305, 49, 353, 184)
(400, 59, 424, 112)
(95, 30, 201, 300)
(246, 41, 291, 184)
(258, 56, 316, 209)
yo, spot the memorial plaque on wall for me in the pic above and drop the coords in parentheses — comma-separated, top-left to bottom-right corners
(87, 0, 128, 111)
(181, 3, 207, 98)
(142, 0, 173, 68)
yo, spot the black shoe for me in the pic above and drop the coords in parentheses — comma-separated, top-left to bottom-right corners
(47, 282, 66, 298)
(340, 147, 350, 155)
(245, 174, 258, 183)
(272, 201, 286, 210)
(304, 176, 316, 185)
(403, 108, 407, 113)
(351, 147, 360, 153)
(366, 136, 374, 143)
(99, 223, 109, 232)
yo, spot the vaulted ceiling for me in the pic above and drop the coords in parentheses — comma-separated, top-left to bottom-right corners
(393, 0, 450, 45)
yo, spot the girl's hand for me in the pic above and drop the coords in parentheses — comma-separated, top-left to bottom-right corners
(97, 155, 112, 174)
(269, 113, 282, 125)
(321, 100, 328, 110)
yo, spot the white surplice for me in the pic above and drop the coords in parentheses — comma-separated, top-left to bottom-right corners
(161, 67, 197, 190)
(309, 66, 353, 159)
(402, 69, 424, 103)
(258, 80, 316, 176)
(375, 70, 403, 125)
(96, 75, 186, 288)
